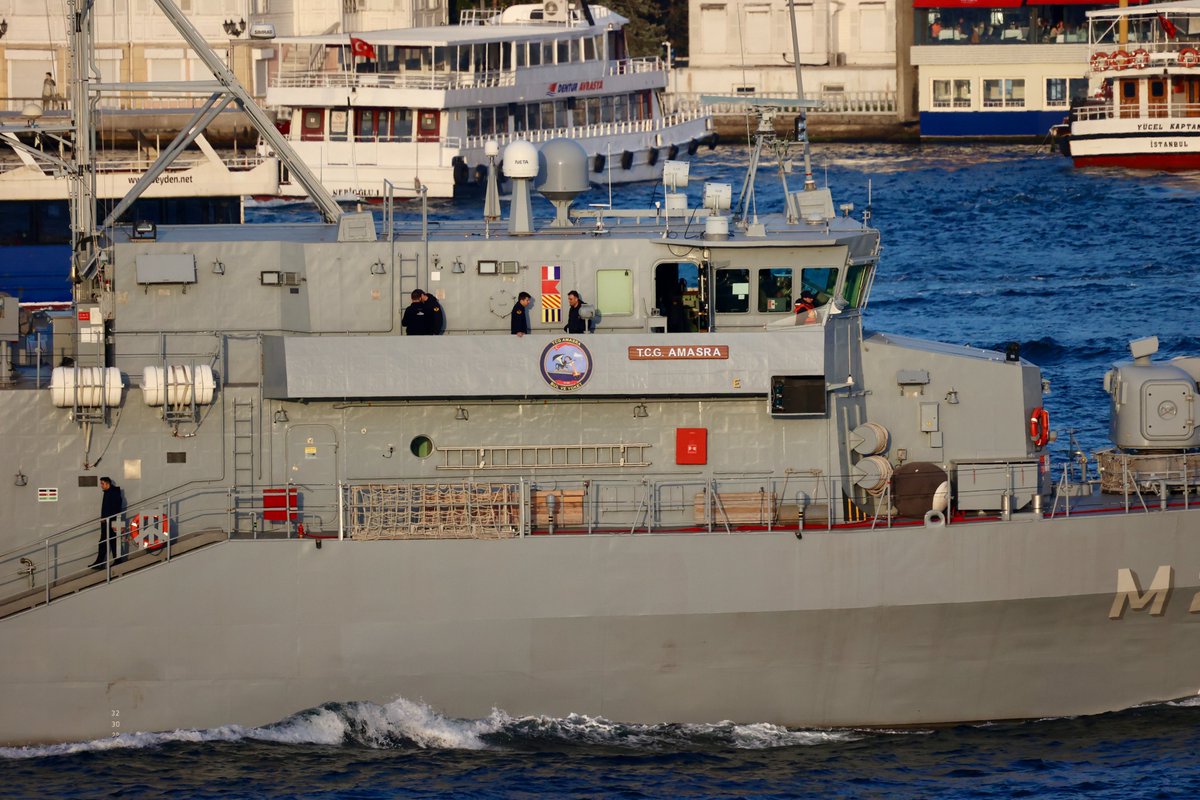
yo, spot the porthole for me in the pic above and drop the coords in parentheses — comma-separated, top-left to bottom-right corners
(410, 435, 434, 458)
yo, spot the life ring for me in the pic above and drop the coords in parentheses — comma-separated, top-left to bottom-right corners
(1181, 48, 1199, 68)
(1111, 50, 1131, 70)
(128, 514, 169, 551)
(1090, 51, 1110, 72)
(1132, 48, 1150, 69)
(1028, 407, 1050, 449)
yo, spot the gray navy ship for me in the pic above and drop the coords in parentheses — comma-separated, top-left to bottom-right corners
(1, 0, 1200, 746)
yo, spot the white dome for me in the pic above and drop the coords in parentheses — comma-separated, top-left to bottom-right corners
(503, 140, 539, 179)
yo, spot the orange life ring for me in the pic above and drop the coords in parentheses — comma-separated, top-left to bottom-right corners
(1111, 50, 1131, 70)
(1181, 48, 1199, 68)
(128, 514, 169, 551)
(1090, 51, 1110, 71)
(1132, 48, 1150, 69)
(1028, 407, 1050, 449)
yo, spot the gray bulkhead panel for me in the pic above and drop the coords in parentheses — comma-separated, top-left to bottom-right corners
(262, 330, 827, 399)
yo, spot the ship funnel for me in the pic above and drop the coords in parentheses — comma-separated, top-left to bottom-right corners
(504, 140, 539, 235)
(537, 138, 589, 228)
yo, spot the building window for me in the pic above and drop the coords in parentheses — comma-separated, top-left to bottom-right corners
(1046, 78, 1068, 106)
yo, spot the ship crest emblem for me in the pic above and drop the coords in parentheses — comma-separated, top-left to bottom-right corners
(540, 337, 592, 392)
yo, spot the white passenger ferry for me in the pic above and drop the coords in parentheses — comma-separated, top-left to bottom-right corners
(261, 1, 714, 201)
(1059, 0, 1200, 169)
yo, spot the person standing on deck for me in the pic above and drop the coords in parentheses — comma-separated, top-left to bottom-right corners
(510, 292, 532, 336)
(89, 477, 122, 569)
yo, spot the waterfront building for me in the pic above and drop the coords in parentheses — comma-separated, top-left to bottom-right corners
(675, 0, 904, 118)
(910, 1, 1108, 138)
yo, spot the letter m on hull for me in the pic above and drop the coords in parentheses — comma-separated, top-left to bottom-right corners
(1109, 566, 1173, 619)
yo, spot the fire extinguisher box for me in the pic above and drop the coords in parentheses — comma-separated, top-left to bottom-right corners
(676, 428, 708, 465)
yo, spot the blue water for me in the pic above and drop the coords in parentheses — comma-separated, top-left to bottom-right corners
(4, 143, 1200, 796)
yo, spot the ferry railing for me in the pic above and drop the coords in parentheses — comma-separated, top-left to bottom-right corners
(464, 108, 711, 151)
(270, 69, 517, 92)
(1072, 102, 1200, 122)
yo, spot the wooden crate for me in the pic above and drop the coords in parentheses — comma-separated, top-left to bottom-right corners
(692, 491, 778, 524)
(532, 489, 586, 526)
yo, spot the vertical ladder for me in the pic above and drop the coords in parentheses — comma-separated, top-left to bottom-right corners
(397, 252, 420, 298)
(232, 399, 255, 533)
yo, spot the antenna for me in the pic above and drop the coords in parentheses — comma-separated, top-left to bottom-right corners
(786, 0, 815, 191)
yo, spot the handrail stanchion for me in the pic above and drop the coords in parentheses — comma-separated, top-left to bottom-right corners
(44, 538, 50, 607)
(338, 481, 345, 541)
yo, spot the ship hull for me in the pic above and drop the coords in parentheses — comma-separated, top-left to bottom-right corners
(3, 510, 1198, 745)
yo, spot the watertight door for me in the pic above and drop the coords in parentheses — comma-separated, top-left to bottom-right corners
(285, 424, 339, 534)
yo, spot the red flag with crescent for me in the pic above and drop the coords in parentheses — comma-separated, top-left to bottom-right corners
(350, 37, 376, 58)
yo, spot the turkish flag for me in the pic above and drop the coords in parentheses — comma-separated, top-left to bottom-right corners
(1160, 15, 1178, 39)
(350, 37, 376, 58)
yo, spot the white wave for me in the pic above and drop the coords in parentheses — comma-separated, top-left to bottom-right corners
(0, 697, 894, 759)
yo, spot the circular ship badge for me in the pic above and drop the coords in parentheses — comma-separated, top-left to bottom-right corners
(540, 337, 593, 392)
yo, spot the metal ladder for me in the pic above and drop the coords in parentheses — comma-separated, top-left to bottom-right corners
(232, 399, 255, 532)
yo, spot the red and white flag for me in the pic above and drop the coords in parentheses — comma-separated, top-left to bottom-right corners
(350, 37, 376, 59)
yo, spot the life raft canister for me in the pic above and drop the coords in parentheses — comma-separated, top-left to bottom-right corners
(1029, 406, 1050, 449)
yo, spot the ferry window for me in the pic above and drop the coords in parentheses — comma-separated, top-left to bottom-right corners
(614, 94, 629, 122)
(800, 267, 838, 306)
(586, 97, 601, 125)
(572, 101, 586, 126)
(457, 45, 471, 71)
(555, 100, 571, 128)
(952, 79, 971, 107)
(487, 42, 501, 72)
(715, 269, 750, 313)
(516, 42, 527, 68)
(843, 264, 871, 308)
(557, 39, 569, 64)
(542, 41, 554, 64)
(501, 42, 512, 70)
(597, 269, 634, 316)
(473, 44, 486, 72)
(301, 109, 324, 141)
(392, 109, 412, 139)
(540, 101, 555, 130)
(570, 38, 580, 62)
(758, 268, 793, 313)
(584, 37, 596, 60)
(328, 110, 347, 142)
(467, 109, 480, 138)
(529, 42, 541, 66)
(434, 47, 450, 72)
(600, 96, 614, 123)
(1069, 78, 1088, 103)
(983, 79, 1024, 108)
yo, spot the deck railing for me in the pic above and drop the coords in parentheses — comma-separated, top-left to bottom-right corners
(670, 90, 897, 116)
(1072, 101, 1200, 122)
(271, 57, 661, 93)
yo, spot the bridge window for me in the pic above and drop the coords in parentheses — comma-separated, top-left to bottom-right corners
(801, 267, 838, 307)
(758, 268, 793, 313)
(843, 264, 872, 308)
(715, 268, 750, 313)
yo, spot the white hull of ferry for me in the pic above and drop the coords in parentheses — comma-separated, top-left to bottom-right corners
(1069, 117, 1200, 169)
(269, 115, 714, 202)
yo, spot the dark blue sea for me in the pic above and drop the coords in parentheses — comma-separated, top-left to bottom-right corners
(4, 144, 1200, 797)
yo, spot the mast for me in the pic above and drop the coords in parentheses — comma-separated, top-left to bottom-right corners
(786, 0, 816, 191)
(68, 0, 97, 285)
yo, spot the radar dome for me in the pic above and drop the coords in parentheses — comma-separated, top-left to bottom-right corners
(503, 140, 539, 180)
(537, 138, 589, 197)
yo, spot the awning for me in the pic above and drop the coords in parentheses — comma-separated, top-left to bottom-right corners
(913, 0, 1023, 9)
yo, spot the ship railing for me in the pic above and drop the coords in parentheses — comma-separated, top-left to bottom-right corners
(670, 90, 897, 116)
(1072, 102, 1200, 122)
(270, 69, 517, 92)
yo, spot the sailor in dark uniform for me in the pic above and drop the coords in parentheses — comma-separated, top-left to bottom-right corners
(510, 291, 532, 336)
(564, 290, 587, 334)
(90, 476, 122, 568)
(402, 289, 435, 335)
(423, 292, 445, 335)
